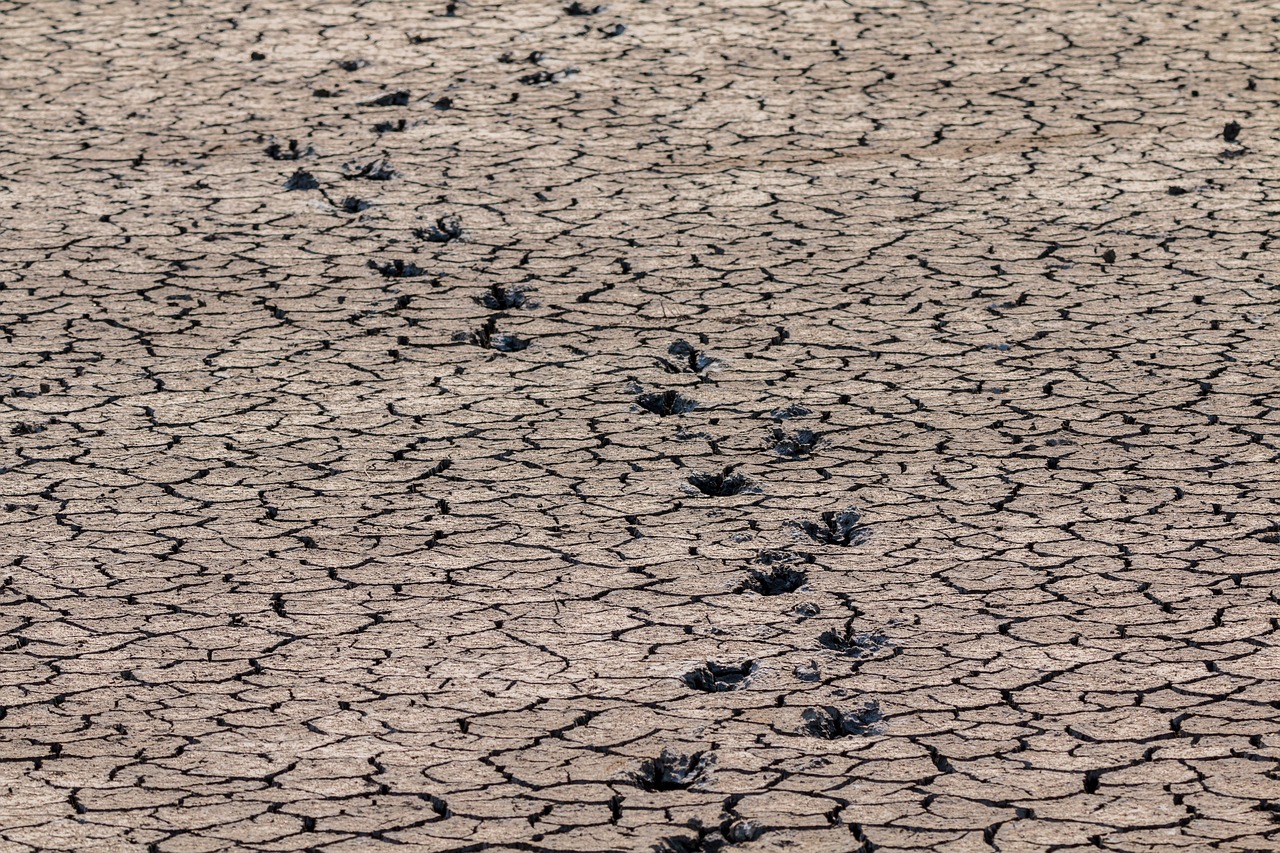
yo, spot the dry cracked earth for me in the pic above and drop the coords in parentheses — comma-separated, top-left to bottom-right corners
(2, 0, 1280, 850)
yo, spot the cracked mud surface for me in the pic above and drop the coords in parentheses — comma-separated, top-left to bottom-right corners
(2, 0, 1280, 850)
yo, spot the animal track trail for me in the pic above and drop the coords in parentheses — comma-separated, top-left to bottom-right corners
(6, 0, 1278, 850)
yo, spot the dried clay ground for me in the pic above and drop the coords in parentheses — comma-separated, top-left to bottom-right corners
(2, 0, 1280, 851)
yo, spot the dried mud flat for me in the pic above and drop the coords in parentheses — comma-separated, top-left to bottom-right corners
(2, 0, 1280, 850)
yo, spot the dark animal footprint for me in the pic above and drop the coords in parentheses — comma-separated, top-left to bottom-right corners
(11, 422, 46, 436)
(794, 660, 821, 681)
(653, 819, 759, 853)
(801, 702, 883, 738)
(737, 564, 806, 596)
(1167, 186, 1189, 196)
(416, 215, 467, 243)
(566, 1, 606, 14)
(364, 90, 410, 107)
(337, 58, 368, 71)
(631, 750, 711, 791)
(342, 159, 398, 181)
(284, 170, 320, 191)
(798, 508, 870, 546)
(265, 139, 314, 160)
(313, 88, 340, 98)
(817, 622, 892, 658)
(754, 548, 804, 566)
(455, 319, 529, 352)
(770, 403, 810, 421)
(520, 67, 579, 85)
(687, 467, 753, 497)
(636, 390, 697, 416)
(771, 428, 819, 457)
(500, 50, 546, 64)
(369, 259, 426, 278)
(664, 340, 717, 373)
(1102, 249, 1116, 264)
(338, 196, 371, 213)
(433, 97, 453, 110)
(1224, 120, 1241, 142)
(653, 826, 714, 853)
(682, 660, 755, 692)
(602, 23, 626, 37)
(374, 119, 410, 134)
(478, 285, 531, 310)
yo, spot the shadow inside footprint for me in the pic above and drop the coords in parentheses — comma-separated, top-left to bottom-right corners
(688, 468, 753, 497)
(817, 622, 892, 658)
(416, 215, 468, 243)
(652, 818, 762, 853)
(637, 390, 698, 416)
(682, 660, 756, 692)
(665, 340, 717, 373)
(737, 565, 806, 596)
(342, 159, 398, 181)
(771, 428, 820, 457)
(455, 320, 530, 352)
(364, 90, 410, 107)
(801, 702, 883, 738)
(369, 259, 426, 278)
(631, 750, 712, 791)
(798, 508, 869, 546)
(265, 139, 314, 160)
(520, 67, 579, 85)
(284, 170, 319, 191)
(478, 284, 532, 310)
(770, 403, 811, 421)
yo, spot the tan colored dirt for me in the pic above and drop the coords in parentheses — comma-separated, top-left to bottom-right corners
(2, 0, 1279, 850)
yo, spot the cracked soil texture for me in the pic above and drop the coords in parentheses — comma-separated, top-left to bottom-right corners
(2, 0, 1280, 850)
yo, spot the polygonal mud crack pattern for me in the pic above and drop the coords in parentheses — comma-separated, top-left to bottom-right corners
(3, 0, 1280, 850)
